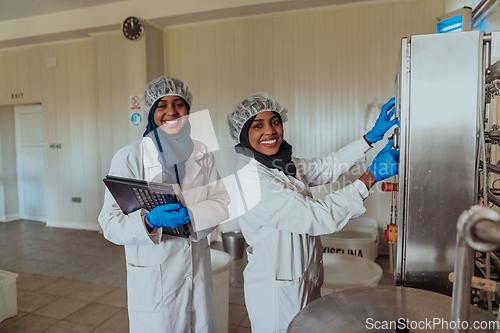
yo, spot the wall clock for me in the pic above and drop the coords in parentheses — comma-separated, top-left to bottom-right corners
(122, 16, 145, 41)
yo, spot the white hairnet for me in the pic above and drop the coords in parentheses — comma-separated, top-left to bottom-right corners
(227, 92, 288, 143)
(141, 76, 193, 113)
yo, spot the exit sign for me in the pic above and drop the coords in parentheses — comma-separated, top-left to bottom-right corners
(11, 93, 23, 99)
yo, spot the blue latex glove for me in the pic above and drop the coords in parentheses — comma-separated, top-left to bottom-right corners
(367, 139, 400, 182)
(365, 97, 398, 144)
(146, 203, 191, 229)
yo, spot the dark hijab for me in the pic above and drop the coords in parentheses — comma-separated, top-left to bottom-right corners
(235, 112, 296, 177)
(143, 97, 194, 186)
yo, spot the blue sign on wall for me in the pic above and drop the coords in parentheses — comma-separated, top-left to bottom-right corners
(131, 112, 142, 126)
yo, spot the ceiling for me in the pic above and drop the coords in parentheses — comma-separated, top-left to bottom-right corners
(0, 0, 129, 22)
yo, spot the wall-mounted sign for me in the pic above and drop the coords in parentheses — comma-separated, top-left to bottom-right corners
(11, 93, 24, 99)
(129, 95, 141, 111)
(131, 112, 142, 126)
(129, 95, 143, 128)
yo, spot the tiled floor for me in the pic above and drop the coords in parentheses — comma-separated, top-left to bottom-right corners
(0, 272, 128, 332)
(0, 220, 126, 288)
(0, 220, 392, 333)
(0, 220, 252, 332)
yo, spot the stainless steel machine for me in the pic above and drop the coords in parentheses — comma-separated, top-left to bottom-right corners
(393, 31, 493, 296)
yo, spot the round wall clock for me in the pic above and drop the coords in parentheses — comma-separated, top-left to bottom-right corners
(122, 16, 145, 41)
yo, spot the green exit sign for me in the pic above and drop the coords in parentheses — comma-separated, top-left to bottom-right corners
(11, 93, 23, 99)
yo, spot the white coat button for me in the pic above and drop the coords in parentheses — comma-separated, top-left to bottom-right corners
(186, 276, 192, 282)
(184, 243, 190, 249)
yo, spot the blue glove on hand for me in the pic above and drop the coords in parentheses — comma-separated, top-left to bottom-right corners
(365, 97, 398, 144)
(367, 139, 400, 182)
(146, 203, 191, 229)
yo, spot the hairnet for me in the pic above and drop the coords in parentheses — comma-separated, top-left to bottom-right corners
(141, 76, 193, 113)
(227, 92, 288, 143)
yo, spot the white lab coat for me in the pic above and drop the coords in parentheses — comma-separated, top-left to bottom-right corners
(237, 138, 371, 333)
(98, 137, 230, 333)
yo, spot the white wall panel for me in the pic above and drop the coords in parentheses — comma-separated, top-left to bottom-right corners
(40, 45, 59, 223)
(110, 36, 128, 152)
(67, 42, 85, 226)
(126, 37, 147, 142)
(180, 28, 200, 105)
(16, 49, 30, 102)
(4, 51, 18, 102)
(163, 0, 449, 245)
(0, 48, 42, 105)
(215, 24, 236, 144)
(95, 35, 114, 184)
(27, 48, 43, 103)
(95, 32, 148, 218)
(234, 21, 255, 107)
(0, 53, 6, 104)
(197, 25, 218, 115)
(40, 40, 101, 229)
(97, 34, 130, 179)
(164, 30, 183, 80)
(0, 105, 19, 220)
(54, 44, 73, 223)
(80, 41, 101, 227)
(145, 24, 165, 84)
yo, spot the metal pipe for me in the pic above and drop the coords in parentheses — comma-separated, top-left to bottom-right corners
(485, 130, 500, 140)
(486, 162, 500, 175)
(481, 36, 494, 314)
(474, 0, 496, 22)
(486, 251, 492, 312)
(488, 252, 500, 303)
(475, 220, 500, 244)
(479, 188, 500, 196)
(474, 0, 490, 16)
(481, 35, 488, 208)
(451, 220, 475, 333)
(487, 190, 500, 208)
(451, 206, 500, 333)
(489, 251, 500, 273)
(483, 33, 492, 43)
(451, 211, 475, 332)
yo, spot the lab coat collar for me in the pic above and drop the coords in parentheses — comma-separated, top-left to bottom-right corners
(256, 156, 312, 197)
(142, 137, 204, 182)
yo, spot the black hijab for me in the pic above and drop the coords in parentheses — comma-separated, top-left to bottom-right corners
(235, 112, 296, 177)
(143, 97, 194, 186)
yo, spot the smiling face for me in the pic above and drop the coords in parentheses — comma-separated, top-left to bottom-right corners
(248, 111, 284, 155)
(153, 95, 188, 134)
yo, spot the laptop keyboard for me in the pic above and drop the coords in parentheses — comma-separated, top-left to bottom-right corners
(132, 188, 183, 236)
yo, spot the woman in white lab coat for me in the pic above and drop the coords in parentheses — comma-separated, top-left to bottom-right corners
(99, 76, 230, 333)
(226, 93, 399, 333)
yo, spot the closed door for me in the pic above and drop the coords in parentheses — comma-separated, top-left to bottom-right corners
(15, 104, 46, 222)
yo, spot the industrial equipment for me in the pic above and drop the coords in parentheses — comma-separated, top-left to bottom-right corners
(392, 31, 498, 297)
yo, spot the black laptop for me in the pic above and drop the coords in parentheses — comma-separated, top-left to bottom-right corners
(103, 175, 190, 238)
